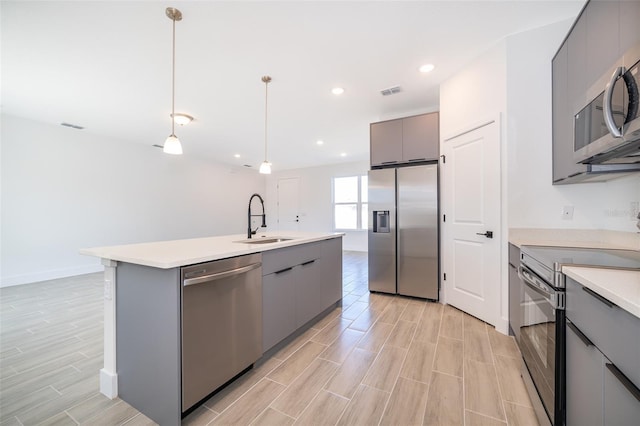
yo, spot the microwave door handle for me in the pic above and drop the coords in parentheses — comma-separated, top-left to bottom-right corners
(603, 66, 625, 138)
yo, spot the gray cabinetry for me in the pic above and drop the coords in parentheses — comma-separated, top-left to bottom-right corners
(604, 363, 640, 426)
(262, 238, 343, 352)
(370, 112, 439, 167)
(565, 276, 640, 426)
(262, 268, 297, 352)
(320, 237, 343, 309)
(620, 0, 640, 54)
(402, 113, 439, 162)
(566, 319, 605, 426)
(507, 244, 521, 339)
(371, 119, 402, 165)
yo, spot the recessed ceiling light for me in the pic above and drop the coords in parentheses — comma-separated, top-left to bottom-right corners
(340, 153, 347, 157)
(332, 87, 345, 95)
(316, 140, 324, 145)
(171, 113, 194, 126)
(234, 154, 241, 158)
(419, 64, 435, 73)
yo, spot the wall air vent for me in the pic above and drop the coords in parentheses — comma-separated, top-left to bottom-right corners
(60, 122, 84, 130)
(380, 86, 402, 96)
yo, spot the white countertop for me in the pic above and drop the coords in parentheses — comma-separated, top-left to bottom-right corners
(563, 266, 640, 319)
(80, 232, 343, 269)
(509, 228, 640, 251)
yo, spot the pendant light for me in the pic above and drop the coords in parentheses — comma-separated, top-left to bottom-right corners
(163, 7, 183, 155)
(259, 76, 272, 174)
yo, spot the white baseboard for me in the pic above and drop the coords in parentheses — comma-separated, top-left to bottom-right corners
(100, 368, 118, 399)
(0, 264, 104, 287)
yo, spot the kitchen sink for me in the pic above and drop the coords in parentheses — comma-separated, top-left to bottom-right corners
(234, 237, 293, 244)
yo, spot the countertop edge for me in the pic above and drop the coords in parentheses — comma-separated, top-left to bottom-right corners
(562, 265, 640, 320)
(80, 233, 344, 269)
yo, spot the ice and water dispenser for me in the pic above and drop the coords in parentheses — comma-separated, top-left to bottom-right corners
(373, 210, 390, 233)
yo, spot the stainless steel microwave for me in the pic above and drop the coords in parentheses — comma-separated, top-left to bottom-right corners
(574, 44, 640, 165)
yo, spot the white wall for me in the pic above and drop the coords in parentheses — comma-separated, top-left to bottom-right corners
(265, 161, 370, 251)
(440, 40, 507, 139)
(1, 114, 266, 287)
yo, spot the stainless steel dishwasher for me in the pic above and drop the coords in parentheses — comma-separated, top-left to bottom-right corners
(181, 253, 262, 413)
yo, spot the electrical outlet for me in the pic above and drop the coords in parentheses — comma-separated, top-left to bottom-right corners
(562, 205, 574, 220)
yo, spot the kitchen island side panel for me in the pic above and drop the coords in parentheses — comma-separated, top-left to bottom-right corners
(116, 263, 182, 426)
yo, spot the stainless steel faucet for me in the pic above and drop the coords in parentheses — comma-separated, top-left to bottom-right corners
(247, 194, 266, 239)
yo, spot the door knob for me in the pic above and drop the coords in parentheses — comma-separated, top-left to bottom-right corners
(476, 231, 493, 239)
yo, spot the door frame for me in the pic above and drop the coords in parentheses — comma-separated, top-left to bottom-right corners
(440, 114, 509, 334)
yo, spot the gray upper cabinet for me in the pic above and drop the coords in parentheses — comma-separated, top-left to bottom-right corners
(566, 11, 588, 115)
(620, 0, 640, 54)
(370, 119, 403, 165)
(585, 1, 620, 89)
(370, 112, 439, 167)
(553, 43, 586, 182)
(402, 113, 439, 162)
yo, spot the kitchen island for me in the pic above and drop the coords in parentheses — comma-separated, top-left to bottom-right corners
(81, 232, 343, 425)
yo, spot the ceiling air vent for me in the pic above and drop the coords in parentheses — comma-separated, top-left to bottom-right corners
(60, 122, 84, 130)
(152, 144, 163, 148)
(380, 86, 402, 96)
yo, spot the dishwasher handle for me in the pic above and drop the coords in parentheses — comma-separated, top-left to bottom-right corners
(183, 262, 261, 286)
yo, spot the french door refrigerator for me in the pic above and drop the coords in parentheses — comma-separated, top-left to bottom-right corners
(368, 164, 439, 300)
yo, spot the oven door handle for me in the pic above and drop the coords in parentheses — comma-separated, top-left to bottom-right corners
(518, 265, 562, 309)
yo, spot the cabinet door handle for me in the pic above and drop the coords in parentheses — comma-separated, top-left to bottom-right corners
(381, 161, 398, 164)
(408, 158, 426, 162)
(274, 267, 293, 275)
(567, 320, 593, 347)
(582, 286, 616, 308)
(301, 260, 316, 266)
(606, 363, 640, 403)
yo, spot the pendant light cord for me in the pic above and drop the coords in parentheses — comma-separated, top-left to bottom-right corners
(264, 79, 269, 161)
(171, 16, 176, 137)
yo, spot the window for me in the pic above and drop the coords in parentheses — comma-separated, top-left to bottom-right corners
(333, 175, 368, 230)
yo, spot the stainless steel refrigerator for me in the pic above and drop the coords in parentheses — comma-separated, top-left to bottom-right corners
(368, 164, 439, 299)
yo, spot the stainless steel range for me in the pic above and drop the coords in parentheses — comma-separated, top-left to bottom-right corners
(517, 246, 640, 426)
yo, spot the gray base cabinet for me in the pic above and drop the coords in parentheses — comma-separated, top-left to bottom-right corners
(604, 363, 640, 426)
(262, 268, 297, 354)
(507, 244, 521, 339)
(565, 277, 640, 426)
(262, 238, 343, 353)
(566, 320, 605, 426)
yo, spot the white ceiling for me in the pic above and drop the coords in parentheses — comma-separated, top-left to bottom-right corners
(2, 1, 584, 172)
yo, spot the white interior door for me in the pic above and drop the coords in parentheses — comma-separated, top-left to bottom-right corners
(442, 120, 501, 326)
(277, 178, 300, 232)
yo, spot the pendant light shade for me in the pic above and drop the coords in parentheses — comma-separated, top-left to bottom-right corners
(163, 7, 183, 155)
(164, 135, 183, 155)
(259, 161, 272, 174)
(259, 76, 272, 174)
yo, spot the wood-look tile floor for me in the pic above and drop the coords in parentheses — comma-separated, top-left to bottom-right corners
(0, 252, 539, 426)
